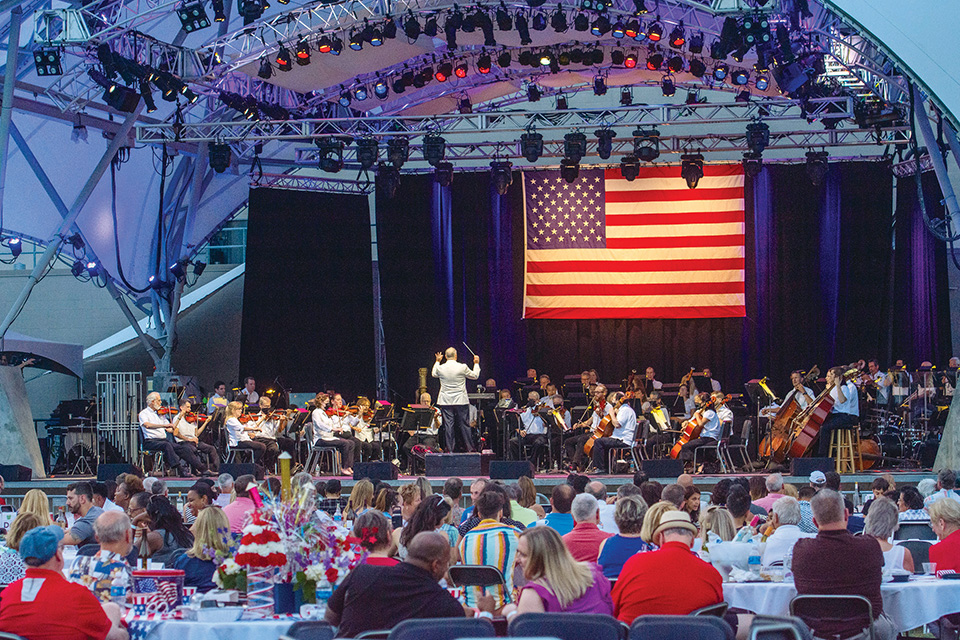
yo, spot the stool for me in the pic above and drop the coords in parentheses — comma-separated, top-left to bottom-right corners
(306, 446, 342, 475)
(829, 426, 862, 473)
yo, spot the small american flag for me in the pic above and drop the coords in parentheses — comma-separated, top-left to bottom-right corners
(523, 165, 746, 319)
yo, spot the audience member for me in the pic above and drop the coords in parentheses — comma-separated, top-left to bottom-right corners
(639, 481, 663, 507)
(864, 497, 914, 574)
(753, 474, 786, 512)
(677, 474, 693, 489)
(399, 484, 422, 523)
(398, 494, 457, 561)
(18, 489, 53, 524)
(459, 483, 526, 535)
(62, 482, 105, 547)
(597, 496, 653, 579)
(326, 531, 464, 636)
(761, 497, 813, 566)
(145, 495, 194, 566)
(353, 511, 399, 566)
(91, 483, 123, 513)
(113, 476, 143, 511)
(824, 471, 842, 492)
(538, 484, 575, 536)
(318, 479, 347, 515)
(660, 484, 685, 509)
(725, 487, 755, 540)
(517, 475, 546, 519)
(929, 497, 960, 572)
(924, 469, 960, 509)
(808, 471, 826, 489)
(917, 478, 938, 500)
(458, 491, 520, 609)
(699, 506, 736, 543)
(501, 526, 613, 616)
(186, 482, 215, 519)
(639, 501, 677, 544)
(222, 474, 256, 533)
(508, 484, 539, 527)
(862, 477, 890, 516)
(632, 470, 649, 487)
(731, 477, 767, 517)
(0, 525, 128, 640)
(214, 474, 234, 507)
(797, 486, 818, 533)
(415, 477, 433, 499)
(0, 513, 44, 584)
(443, 477, 465, 523)
(898, 486, 929, 522)
(127, 492, 150, 529)
(748, 475, 768, 503)
(69, 511, 135, 600)
(459, 478, 488, 524)
(792, 489, 894, 640)
(683, 485, 702, 524)
(345, 479, 375, 520)
(563, 493, 613, 563)
(173, 507, 230, 592)
(567, 474, 590, 495)
(613, 511, 722, 622)
(585, 481, 616, 533)
(375, 487, 400, 518)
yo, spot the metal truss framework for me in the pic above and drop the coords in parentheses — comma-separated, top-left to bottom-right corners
(251, 171, 374, 193)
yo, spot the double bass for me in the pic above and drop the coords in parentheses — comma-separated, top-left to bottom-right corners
(759, 366, 819, 463)
(787, 368, 859, 459)
(583, 391, 635, 456)
(669, 394, 730, 459)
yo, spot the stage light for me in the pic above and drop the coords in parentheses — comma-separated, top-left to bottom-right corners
(478, 53, 492, 73)
(240, 0, 263, 25)
(755, 74, 769, 90)
(258, 56, 273, 79)
(457, 96, 472, 113)
(212, 0, 226, 21)
(560, 158, 579, 183)
(661, 75, 675, 97)
(646, 17, 662, 41)
(403, 11, 421, 39)
(86, 261, 100, 277)
(516, 13, 532, 45)
(181, 86, 198, 104)
(392, 78, 406, 94)
(633, 0, 648, 13)
(667, 55, 684, 73)
(491, 160, 513, 195)
(520, 132, 544, 162)
(595, 129, 614, 160)
(387, 137, 409, 167)
(374, 79, 389, 99)
(356, 138, 379, 170)
(349, 29, 363, 50)
(424, 15, 439, 36)
(742, 151, 762, 177)
(461, 10, 476, 32)
(732, 69, 749, 85)
(378, 163, 401, 198)
(435, 62, 452, 82)
(6, 237, 21, 259)
(713, 63, 727, 81)
(620, 87, 633, 106)
(735, 90, 751, 102)
(564, 132, 587, 164)
(552, 8, 567, 32)
(329, 37, 343, 55)
(353, 85, 368, 101)
(496, 3, 512, 30)
(423, 135, 446, 166)
(369, 25, 383, 46)
(532, 12, 547, 31)
(383, 17, 397, 39)
(574, 13, 589, 31)
(624, 51, 638, 68)
(646, 51, 663, 70)
(634, 128, 660, 162)
(625, 19, 640, 38)
(591, 48, 605, 64)
(555, 94, 568, 110)
(620, 155, 640, 181)
(276, 46, 292, 71)
(746, 121, 769, 154)
(71, 259, 85, 278)
(612, 19, 625, 38)
(102, 84, 141, 113)
(177, 1, 211, 32)
(193, 261, 206, 277)
(317, 138, 345, 173)
(435, 161, 454, 187)
(742, 13, 771, 48)
(688, 31, 704, 54)
(209, 143, 232, 173)
(680, 153, 704, 189)
(296, 39, 311, 65)
(455, 62, 468, 78)
(591, 15, 610, 36)
(140, 81, 157, 113)
(689, 58, 706, 78)
(338, 87, 351, 107)
(497, 51, 511, 68)
(170, 260, 187, 280)
(527, 84, 542, 102)
(611, 50, 625, 66)
(539, 51, 553, 67)
(33, 47, 62, 76)
(806, 150, 828, 185)
(593, 75, 606, 96)
(755, 48, 769, 73)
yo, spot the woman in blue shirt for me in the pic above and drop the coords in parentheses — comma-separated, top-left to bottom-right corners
(174, 506, 231, 592)
(597, 496, 655, 579)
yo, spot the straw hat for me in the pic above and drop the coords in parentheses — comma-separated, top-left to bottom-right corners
(652, 510, 698, 538)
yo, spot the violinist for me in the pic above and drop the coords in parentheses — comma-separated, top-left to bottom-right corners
(224, 401, 267, 470)
(310, 393, 355, 476)
(509, 391, 548, 469)
(172, 399, 218, 476)
(345, 396, 383, 462)
(588, 391, 637, 474)
(252, 397, 282, 470)
(564, 384, 612, 472)
(138, 392, 191, 477)
(642, 391, 673, 458)
(816, 366, 860, 456)
(678, 393, 721, 467)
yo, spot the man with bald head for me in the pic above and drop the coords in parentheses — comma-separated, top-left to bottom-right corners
(326, 531, 465, 636)
(68, 511, 134, 602)
(432, 347, 481, 452)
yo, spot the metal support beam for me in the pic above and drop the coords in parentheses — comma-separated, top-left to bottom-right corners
(0, 6, 22, 232)
(8, 121, 163, 367)
(0, 104, 144, 339)
(913, 85, 960, 225)
(368, 190, 388, 401)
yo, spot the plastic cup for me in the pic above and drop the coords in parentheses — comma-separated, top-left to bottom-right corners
(131, 594, 150, 615)
(182, 586, 197, 605)
(924, 562, 938, 575)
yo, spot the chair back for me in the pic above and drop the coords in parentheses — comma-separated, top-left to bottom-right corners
(749, 616, 814, 640)
(509, 612, 622, 640)
(76, 543, 100, 557)
(789, 594, 873, 640)
(630, 615, 734, 640)
(386, 617, 495, 640)
(353, 630, 390, 640)
(449, 565, 506, 588)
(0, 633, 29, 640)
(284, 621, 335, 640)
(896, 539, 932, 571)
(691, 602, 730, 617)
(894, 523, 935, 541)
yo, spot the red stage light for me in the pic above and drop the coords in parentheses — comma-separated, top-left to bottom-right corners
(624, 53, 638, 68)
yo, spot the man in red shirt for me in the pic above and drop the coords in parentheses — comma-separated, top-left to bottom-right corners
(612, 510, 722, 623)
(0, 525, 128, 640)
(562, 493, 612, 563)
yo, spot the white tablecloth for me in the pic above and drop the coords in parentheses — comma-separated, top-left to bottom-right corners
(135, 619, 294, 640)
(723, 577, 960, 631)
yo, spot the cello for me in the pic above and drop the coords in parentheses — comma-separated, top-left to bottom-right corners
(787, 368, 859, 459)
(669, 394, 729, 459)
(759, 366, 819, 463)
(583, 391, 634, 456)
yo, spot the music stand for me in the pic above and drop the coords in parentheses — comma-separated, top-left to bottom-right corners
(400, 406, 436, 434)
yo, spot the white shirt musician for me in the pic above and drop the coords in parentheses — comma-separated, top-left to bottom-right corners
(510, 392, 548, 467)
(308, 393, 356, 474)
(816, 367, 859, 457)
(642, 393, 673, 457)
(783, 372, 815, 410)
(564, 385, 613, 471)
(138, 392, 189, 475)
(432, 348, 481, 452)
(589, 392, 637, 472)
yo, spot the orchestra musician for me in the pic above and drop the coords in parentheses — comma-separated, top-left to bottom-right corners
(138, 392, 191, 477)
(401, 392, 441, 467)
(251, 397, 283, 469)
(642, 367, 663, 397)
(866, 360, 892, 407)
(432, 348, 481, 453)
(496, 389, 516, 409)
(784, 371, 816, 410)
(509, 391, 548, 468)
(589, 391, 637, 474)
(642, 391, 673, 458)
(172, 399, 219, 475)
(678, 393, 722, 467)
(890, 360, 912, 408)
(941, 357, 960, 398)
(564, 384, 612, 471)
(207, 381, 228, 414)
(238, 377, 259, 410)
(345, 396, 384, 462)
(816, 367, 860, 457)
(310, 393, 355, 476)
(224, 401, 267, 470)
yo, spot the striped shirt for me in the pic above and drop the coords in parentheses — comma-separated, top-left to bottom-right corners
(457, 519, 520, 608)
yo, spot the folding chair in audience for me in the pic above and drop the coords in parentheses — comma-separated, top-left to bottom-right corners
(691, 603, 730, 618)
(282, 621, 335, 640)
(790, 594, 875, 640)
(448, 565, 506, 590)
(353, 630, 390, 640)
(630, 614, 734, 640)
(896, 539, 932, 572)
(749, 616, 814, 640)
(386, 617, 495, 640)
(509, 612, 622, 640)
(894, 523, 936, 541)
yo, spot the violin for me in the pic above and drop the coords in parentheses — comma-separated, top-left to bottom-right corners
(184, 412, 208, 423)
(237, 414, 257, 424)
(156, 406, 176, 416)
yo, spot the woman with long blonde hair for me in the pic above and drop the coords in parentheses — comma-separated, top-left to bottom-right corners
(0, 513, 45, 583)
(700, 505, 737, 542)
(18, 489, 52, 524)
(501, 525, 612, 616)
(639, 501, 679, 544)
(173, 507, 231, 592)
(345, 479, 375, 520)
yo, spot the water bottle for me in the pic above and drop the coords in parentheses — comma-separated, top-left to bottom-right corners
(110, 570, 130, 605)
(782, 550, 793, 578)
(334, 504, 342, 525)
(748, 543, 762, 573)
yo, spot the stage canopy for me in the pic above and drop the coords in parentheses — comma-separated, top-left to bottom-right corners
(0, 330, 83, 378)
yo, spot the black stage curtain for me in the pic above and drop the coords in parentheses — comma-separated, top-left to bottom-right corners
(239, 187, 374, 399)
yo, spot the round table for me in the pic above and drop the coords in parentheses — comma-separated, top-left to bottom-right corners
(723, 577, 960, 631)
(129, 619, 295, 640)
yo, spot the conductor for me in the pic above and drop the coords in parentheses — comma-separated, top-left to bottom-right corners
(432, 348, 481, 452)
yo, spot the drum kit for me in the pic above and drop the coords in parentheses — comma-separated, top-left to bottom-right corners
(865, 406, 945, 466)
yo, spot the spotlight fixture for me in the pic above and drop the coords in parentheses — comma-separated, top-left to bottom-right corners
(140, 81, 157, 113)
(71, 259, 85, 278)
(564, 131, 587, 164)
(369, 25, 384, 46)
(620, 155, 640, 181)
(275, 46, 292, 71)
(457, 96, 472, 113)
(478, 53, 492, 73)
(625, 19, 640, 38)
(33, 47, 62, 76)
(86, 261, 100, 277)
(742, 151, 763, 177)
(317, 138, 345, 173)
(356, 138, 379, 170)
(497, 51, 512, 67)
(6, 237, 22, 259)
(735, 90, 751, 102)
(212, 0, 226, 21)
(633, 0, 648, 13)
(612, 19, 625, 38)
(520, 131, 543, 162)
(611, 50, 625, 66)
(713, 63, 728, 81)
(646, 51, 663, 70)
(688, 31, 704, 54)
(527, 84, 542, 102)
(633, 127, 662, 162)
(667, 55, 684, 73)
(539, 51, 553, 67)
(646, 17, 662, 41)
(595, 129, 615, 160)
(669, 21, 684, 48)
(403, 11, 422, 39)
(555, 94, 568, 110)
(680, 153, 704, 189)
(620, 87, 633, 106)
(516, 13, 532, 45)
(746, 121, 770, 154)
(688, 58, 706, 78)
(338, 87, 351, 107)
(374, 79, 389, 99)
(387, 137, 409, 167)
(560, 158, 579, 183)
(551, 7, 567, 32)
(593, 75, 606, 96)
(193, 261, 206, 277)
(239, 0, 263, 25)
(624, 51, 638, 68)
(177, 1, 211, 32)
(661, 75, 676, 97)
(455, 62, 468, 78)
(591, 15, 610, 36)
(731, 69, 749, 85)
(329, 37, 343, 55)
(353, 85, 368, 101)
(496, 3, 513, 30)
(532, 12, 547, 31)
(349, 29, 363, 50)
(423, 135, 446, 166)
(378, 163, 401, 198)
(491, 160, 514, 195)
(383, 16, 398, 39)
(424, 15, 439, 36)
(258, 56, 273, 79)
(296, 39, 311, 65)
(806, 150, 828, 185)
(435, 161, 454, 187)
(169, 260, 187, 280)
(574, 12, 589, 31)
(209, 142, 232, 173)
(755, 74, 769, 90)
(518, 50, 534, 66)
(435, 62, 452, 82)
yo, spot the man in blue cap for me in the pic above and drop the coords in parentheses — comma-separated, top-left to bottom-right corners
(0, 525, 128, 640)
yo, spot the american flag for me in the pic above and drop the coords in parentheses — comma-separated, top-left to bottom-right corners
(523, 164, 746, 319)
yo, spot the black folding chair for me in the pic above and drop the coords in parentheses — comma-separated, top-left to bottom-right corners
(790, 594, 874, 640)
(353, 631, 390, 640)
(749, 616, 814, 640)
(283, 621, 335, 640)
(896, 539, 932, 572)
(509, 612, 623, 640)
(386, 617, 495, 640)
(448, 565, 506, 589)
(630, 614, 734, 640)
(691, 602, 730, 617)
(894, 523, 936, 541)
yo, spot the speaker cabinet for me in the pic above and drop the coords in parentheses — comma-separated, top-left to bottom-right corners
(791, 457, 834, 477)
(353, 461, 399, 481)
(97, 463, 141, 482)
(425, 453, 481, 477)
(640, 459, 684, 478)
(220, 462, 260, 480)
(489, 460, 535, 479)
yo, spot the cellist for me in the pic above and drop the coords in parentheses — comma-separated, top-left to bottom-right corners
(678, 393, 722, 469)
(588, 391, 637, 474)
(563, 384, 612, 471)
